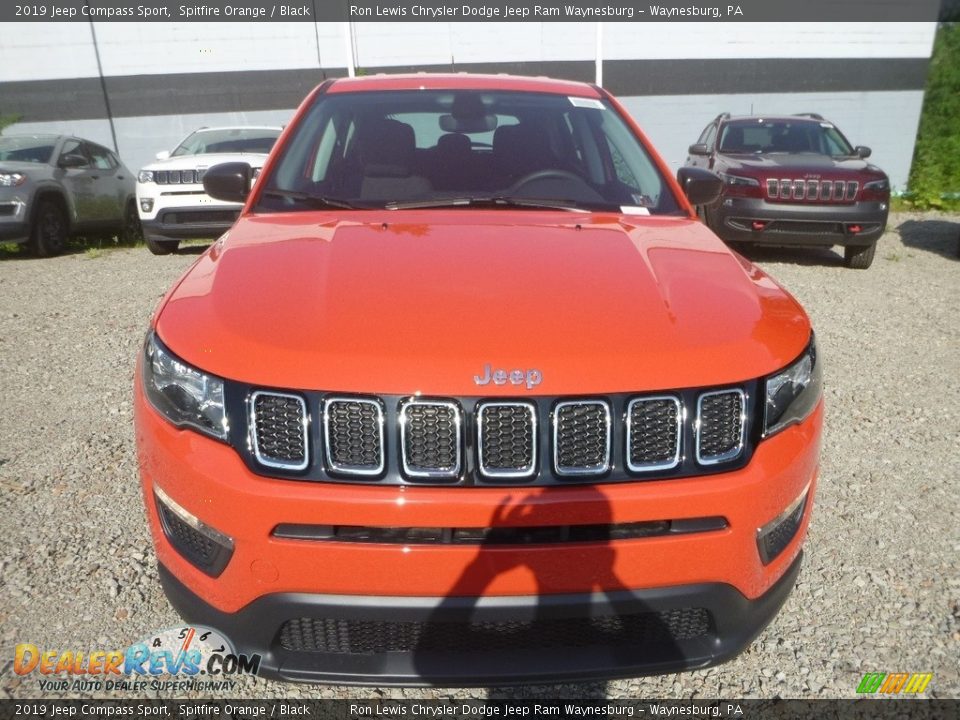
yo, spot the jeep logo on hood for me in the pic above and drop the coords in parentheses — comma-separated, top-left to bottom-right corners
(474, 364, 542, 390)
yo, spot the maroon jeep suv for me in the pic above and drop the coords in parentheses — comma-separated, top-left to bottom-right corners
(686, 113, 890, 269)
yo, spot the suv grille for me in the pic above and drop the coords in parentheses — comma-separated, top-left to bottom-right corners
(155, 169, 206, 185)
(627, 396, 682, 471)
(766, 178, 858, 203)
(250, 392, 308, 470)
(400, 400, 462, 479)
(278, 607, 711, 655)
(696, 390, 745, 464)
(240, 385, 756, 485)
(324, 398, 384, 476)
(554, 401, 611, 476)
(477, 402, 537, 478)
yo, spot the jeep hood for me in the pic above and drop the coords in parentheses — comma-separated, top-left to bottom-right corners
(156, 211, 811, 395)
(722, 153, 885, 176)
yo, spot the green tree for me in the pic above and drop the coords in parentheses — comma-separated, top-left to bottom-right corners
(907, 24, 960, 208)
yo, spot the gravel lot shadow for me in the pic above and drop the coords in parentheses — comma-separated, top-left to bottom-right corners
(732, 244, 845, 267)
(897, 219, 960, 260)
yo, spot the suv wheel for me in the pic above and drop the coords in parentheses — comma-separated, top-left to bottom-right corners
(844, 242, 876, 269)
(31, 199, 68, 257)
(119, 201, 143, 244)
(146, 237, 180, 255)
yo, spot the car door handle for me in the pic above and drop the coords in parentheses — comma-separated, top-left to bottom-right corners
(91, 175, 100, 179)
(117, 175, 124, 180)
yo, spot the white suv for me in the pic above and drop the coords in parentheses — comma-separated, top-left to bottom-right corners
(137, 126, 281, 255)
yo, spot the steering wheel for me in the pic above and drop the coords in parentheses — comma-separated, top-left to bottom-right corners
(507, 169, 585, 193)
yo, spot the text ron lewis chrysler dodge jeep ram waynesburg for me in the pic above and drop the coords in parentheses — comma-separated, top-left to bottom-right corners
(134, 74, 823, 685)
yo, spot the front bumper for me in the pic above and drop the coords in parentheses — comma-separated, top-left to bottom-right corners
(714, 197, 888, 246)
(159, 551, 802, 685)
(0, 198, 30, 243)
(141, 205, 240, 242)
(135, 376, 822, 685)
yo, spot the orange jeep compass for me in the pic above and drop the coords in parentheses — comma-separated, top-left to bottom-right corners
(134, 74, 823, 685)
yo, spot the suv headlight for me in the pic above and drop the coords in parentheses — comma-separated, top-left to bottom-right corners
(0, 172, 26, 187)
(143, 332, 228, 440)
(719, 172, 759, 187)
(763, 334, 822, 436)
(862, 178, 889, 192)
(138, 170, 154, 184)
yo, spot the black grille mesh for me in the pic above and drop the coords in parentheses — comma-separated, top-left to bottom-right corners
(163, 209, 238, 225)
(628, 398, 680, 468)
(278, 607, 710, 655)
(698, 391, 744, 460)
(253, 393, 306, 466)
(555, 402, 609, 472)
(479, 404, 535, 474)
(158, 502, 217, 569)
(761, 496, 806, 563)
(403, 403, 459, 474)
(327, 400, 382, 472)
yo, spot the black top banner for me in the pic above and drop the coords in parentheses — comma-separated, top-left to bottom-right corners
(0, 0, 943, 23)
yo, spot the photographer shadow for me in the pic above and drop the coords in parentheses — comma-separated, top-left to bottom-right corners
(412, 489, 689, 698)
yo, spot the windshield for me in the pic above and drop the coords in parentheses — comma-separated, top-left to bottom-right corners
(171, 128, 280, 157)
(257, 90, 681, 214)
(717, 120, 855, 156)
(0, 136, 57, 164)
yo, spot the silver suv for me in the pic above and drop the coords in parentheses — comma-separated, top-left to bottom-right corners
(0, 134, 139, 256)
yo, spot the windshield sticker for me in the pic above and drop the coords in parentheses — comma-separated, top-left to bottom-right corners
(568, 97, 605, 109)
(620, 206, 651, 215)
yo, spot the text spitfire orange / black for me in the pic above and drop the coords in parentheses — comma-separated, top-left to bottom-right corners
(134, 74, 823, 685)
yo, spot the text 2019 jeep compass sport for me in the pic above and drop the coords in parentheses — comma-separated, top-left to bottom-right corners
(134, 74, 823, 685)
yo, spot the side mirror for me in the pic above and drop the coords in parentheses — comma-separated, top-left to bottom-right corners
(676, 167, 723, 207)
(203, 162, 252, 203)
(855, 146, 871, 159)
(155, 150, 170, 161)
(59, 153, 88, 169)
(688, 143, 710, 157)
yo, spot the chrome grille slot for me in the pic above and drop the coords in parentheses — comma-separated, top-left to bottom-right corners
(765, 179, 778, 199)
(324, 397, 384, 476)
(845, 181, 859, 201)
(554, 401, 611, 476)
(250, 391, 308, 470)
(805, 180, 819, 200)
(833, 181, 846, 200)
(696, 390, 746, 465)
(781, 178, 792, 199)
(819, 180, 833, 200)
(477, 402, 537, 478)
(626, 396, 682, 472)
(400, 400, 462, 479)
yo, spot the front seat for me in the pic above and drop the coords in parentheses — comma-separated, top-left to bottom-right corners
(357, 118, 432, 202)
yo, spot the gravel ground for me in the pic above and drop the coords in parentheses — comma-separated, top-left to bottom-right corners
(0, 212, 957, 701)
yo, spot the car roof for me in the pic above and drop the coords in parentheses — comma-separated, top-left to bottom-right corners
(191, 126, 282, 132)
(723, 115, 832, 125)
(327, 73, 602, 99)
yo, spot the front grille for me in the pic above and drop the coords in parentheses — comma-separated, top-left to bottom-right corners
(477, 402, 537, 478)
(696, 390, 745, 464)
(400, 400, 462, 479)
(626, 396, 681, 471)
(239, 384, 758, 485)
(250, 391, 308, 470)
(155, 168, 206, 185)
(324, 398, 384, 476)
(161, 209, 238, 225)
(766, 178, 858, 203)
(272, 517, 727, 545)
(278, 607, 711, 655)
(554, 401, 611, 476)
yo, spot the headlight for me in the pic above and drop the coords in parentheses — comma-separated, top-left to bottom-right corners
(764, 334, 822, 436)
(143, 332, 228, 440)
(0, 172, 26, 187)
(719, 173, 759, 187)
(863, 178, 889, 192)
(138, 170, 154, 184)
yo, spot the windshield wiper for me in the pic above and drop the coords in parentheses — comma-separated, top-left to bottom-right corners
(260, 189, 357, 209)
(385, 195, 620, 212)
